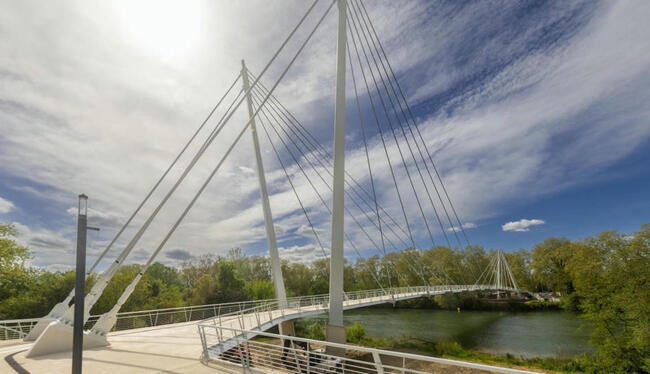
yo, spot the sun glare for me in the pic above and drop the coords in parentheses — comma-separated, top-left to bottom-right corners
(113, 0, 202, 61)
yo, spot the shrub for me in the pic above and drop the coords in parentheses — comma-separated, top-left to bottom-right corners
(307, 321, 326, 341)
(434, 340, 463, 356)
(346, 322, 366, 343)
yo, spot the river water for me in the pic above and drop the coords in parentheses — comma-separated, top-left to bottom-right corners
(302, 309, 593, 358)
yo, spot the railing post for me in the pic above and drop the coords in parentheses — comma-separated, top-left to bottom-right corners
(290, 340, 303, 373)
(306, 343, 312, 374)
(372, 351, 385, 374)
(198, 325, 209, 361)
(236, 339, 247, 372)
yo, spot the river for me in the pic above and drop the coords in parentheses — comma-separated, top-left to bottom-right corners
(301, 308, 593, 358)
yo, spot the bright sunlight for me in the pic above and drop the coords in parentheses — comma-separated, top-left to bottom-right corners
(113, 0, 203, 61)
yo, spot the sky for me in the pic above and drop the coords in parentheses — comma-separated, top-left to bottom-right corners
(0, 0, 649, 271)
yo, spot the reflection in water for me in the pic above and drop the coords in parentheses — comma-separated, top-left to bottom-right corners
(302, 309, 593, 358)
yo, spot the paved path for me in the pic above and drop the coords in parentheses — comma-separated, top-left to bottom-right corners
(1, 322, 217, 373)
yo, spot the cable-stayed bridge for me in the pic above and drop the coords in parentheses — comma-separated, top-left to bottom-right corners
(1, 0, 534, 373)
(2, 285, 525, 373)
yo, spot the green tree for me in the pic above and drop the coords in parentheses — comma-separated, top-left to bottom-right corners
(181, 254, 216, 302)
(567, 225, 650, 372)
(505, 249, 535, 291)
(248, 256, 271, 282)
(0, 223, 34, 304)
(282, 261, 312, 296)
(191, 274, 217, 305)
(244, 280, 275, 300)
(90, 265, 150, 314)
(145, 262, 182, 288)
(387, 249, 423, 286)
(423, 246, 463, 285)
(461, 245, 490, 285)
(354, 256, 385, 290)
(310, 258, 329, 295)
(214, 261, 247, 302)
(531, 237, 574, 293)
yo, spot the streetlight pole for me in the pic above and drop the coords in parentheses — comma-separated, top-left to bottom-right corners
(72, 194, 99, 374)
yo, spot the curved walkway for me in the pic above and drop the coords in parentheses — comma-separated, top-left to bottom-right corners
(0, 286, 520, 373)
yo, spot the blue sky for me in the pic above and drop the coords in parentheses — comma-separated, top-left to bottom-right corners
(0, 0, 649, 270)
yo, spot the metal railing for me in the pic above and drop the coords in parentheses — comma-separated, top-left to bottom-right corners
(0, 318, 40, 341)
(0, 299, 275, 341)
(198, 324, 537, 374)
(197, 285, 515, 354)
(0, 285, 514, 341)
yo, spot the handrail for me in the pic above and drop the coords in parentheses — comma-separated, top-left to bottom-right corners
(0, 285, 515, 341)
(196, 285, 515, 349)
(198, 323, 538, 374)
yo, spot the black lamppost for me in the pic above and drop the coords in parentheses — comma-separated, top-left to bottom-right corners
(72, 194, 99, 374)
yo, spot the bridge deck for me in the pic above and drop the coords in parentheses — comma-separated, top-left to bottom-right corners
(0, 290, 424, 373)
(1, 322, 216, 373)
(0, 287, 515, 373)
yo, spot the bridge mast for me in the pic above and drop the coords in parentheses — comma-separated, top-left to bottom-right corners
(497, 250, 502, 299)
(327, 0, 348, 352)
(241, 60, 288, 309)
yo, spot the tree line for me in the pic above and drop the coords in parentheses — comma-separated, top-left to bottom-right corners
(1, 222, 648, 371)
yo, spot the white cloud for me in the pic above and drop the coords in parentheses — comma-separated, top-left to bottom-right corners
(279, 243, 327, 264)
(10, 222, 76, 269)
(447, 222, 477, 233)
(502, 219, 545, 232)
(0, 196, 14, 214)
(296, 224, 326, 237)
(238, 166, 255, 175)
(0, 1, 648, 268)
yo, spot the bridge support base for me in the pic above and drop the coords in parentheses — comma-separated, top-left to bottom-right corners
(325, 324, 346, 357)
(278, 320, 295, 336)
(24, 317, 54, 341)
(25, 320, 108, 358)
(24, 300, 71, 341)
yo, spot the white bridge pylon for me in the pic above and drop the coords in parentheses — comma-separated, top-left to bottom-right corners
(24, 0, 511, 358)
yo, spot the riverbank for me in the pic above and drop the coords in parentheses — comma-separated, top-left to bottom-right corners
(254, 336, 551, 374)
(295, 315, 589, 373)
(384, 293, 562, 312)
(351, 334, 585, 373)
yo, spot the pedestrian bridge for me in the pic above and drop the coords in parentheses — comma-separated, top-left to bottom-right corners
(196, 285, 513, 356)
(0, 285, 535, 374)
